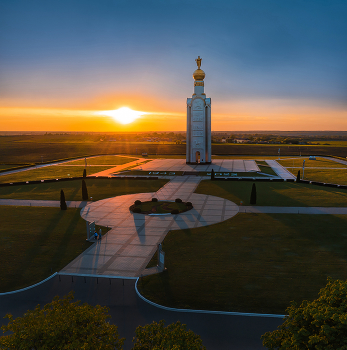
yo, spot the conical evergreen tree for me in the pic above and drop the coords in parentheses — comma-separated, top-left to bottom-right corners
(83, 168, 86, 178)
(82, 179, 89, 201)
(250, 183, 257, 205)
(211, 169, 215, 181)
(60, 189, 67, 210)
(297, 170, 301, 183)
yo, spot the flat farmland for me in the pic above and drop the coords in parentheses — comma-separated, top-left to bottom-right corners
(2, 136, 347, 163)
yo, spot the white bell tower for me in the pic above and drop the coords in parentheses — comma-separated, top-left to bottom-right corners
(186, 56, 211, 164)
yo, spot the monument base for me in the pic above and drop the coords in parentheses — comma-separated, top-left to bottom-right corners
(186, 162, 212, 165)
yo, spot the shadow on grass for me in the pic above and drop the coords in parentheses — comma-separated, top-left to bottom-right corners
(196, 180, 347, 207)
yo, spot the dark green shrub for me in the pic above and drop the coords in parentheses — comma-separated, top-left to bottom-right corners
(186, 202, 193, 207)
(152, 198, 158, 202)
(171, 209, 179, 214)
(135, 200, 141, 205)
(133, 207, 141, 213)
(60, 189, 67, 210)
(175, 198, 182, 203)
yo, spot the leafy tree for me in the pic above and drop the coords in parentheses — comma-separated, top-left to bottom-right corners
(262, 278, 347, 349)
(211, 169, 215, 180)
(60, 189, 67, 210)
(250, 183, 257, 205)
(83, 168, 87, 178)
(132, 320, 206, 350)
(297, 170, 301, 183)
(82, 179, 89, 201)
(0, 291, 124, 350)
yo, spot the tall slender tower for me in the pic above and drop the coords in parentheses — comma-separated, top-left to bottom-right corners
(186, 56, 211, 164)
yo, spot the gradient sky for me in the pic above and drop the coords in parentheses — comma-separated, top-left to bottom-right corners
(1, 0, 346, 131)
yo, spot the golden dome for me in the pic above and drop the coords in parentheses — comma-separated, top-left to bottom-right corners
(193, 68, 205, 81)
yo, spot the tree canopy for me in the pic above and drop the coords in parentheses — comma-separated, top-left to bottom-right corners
(132, 320, 206, 350)
(0, 291, 124, 350)
(262, 278, 347, 349)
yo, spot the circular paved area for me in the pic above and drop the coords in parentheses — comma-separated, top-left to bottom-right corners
(61, 191, 239, 278)
(80, 192, 239, 229)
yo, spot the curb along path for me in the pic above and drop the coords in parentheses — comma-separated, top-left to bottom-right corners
(60, 176, 239, 278)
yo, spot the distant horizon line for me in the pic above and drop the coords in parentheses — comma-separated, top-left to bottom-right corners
(1, 130, 347, 134)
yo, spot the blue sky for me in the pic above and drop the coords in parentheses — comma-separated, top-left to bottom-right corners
(1, 0, 346, 131)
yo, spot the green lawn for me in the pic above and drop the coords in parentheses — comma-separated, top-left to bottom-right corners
(0, 165, 114, 184)
(139, 213, 347, 314)
(299, 169, 347, 185)
(0, 206, 101, 292)
(0, 178, 168, 201)
(0, 165, 19, 171)
(278, 157, 347, 168)
(66, 155, 137, 165)
(195, 180, 347, 207)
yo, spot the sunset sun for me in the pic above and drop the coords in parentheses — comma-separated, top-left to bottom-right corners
(97, 107, 148, 124)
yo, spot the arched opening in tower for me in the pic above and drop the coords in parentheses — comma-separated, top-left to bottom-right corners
(195, 151, 201, 163)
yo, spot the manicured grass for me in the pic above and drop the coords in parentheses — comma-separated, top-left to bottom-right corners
(255, 161, 277, 176)
(138, 213, 347, 314)
(0, 165, 18, 171)
(0, 166, 114, 184)
(300, 169, 347, 185)
(278, 157, 347, 168)
(195, 180, 347, 207)
(0, 178, 168, 201)
(278, 157, 347, 185)
(0, 206, 101, 292)
(66, 155, 137, 165)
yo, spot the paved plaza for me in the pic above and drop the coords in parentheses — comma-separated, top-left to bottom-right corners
(60, 176, 239, 278)
(132, 158, 260, 172)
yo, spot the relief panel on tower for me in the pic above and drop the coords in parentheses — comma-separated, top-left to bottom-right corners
(192, 110, 204, 122)
(192, 99, 204, 111)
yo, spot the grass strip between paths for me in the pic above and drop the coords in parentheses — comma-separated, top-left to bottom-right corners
(195, 180, 347, 207)
(0, 178, 168, 201)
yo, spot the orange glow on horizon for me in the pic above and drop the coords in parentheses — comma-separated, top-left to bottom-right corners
(0, 97, 346, 132)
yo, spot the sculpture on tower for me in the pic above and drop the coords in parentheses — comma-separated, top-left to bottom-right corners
(186, 56, 212, 164)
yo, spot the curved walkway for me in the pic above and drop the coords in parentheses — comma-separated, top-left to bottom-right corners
(61, 176, 239, 277)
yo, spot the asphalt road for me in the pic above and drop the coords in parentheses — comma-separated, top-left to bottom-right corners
(0, 275, 283, 350)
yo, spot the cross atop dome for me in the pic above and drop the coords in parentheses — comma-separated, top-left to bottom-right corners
(195, 56, 202, 69)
